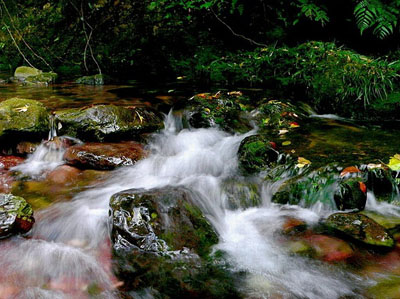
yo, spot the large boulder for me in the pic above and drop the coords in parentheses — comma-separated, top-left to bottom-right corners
(55, 105, 163, 142)
(25, 72, 57, 86)
(325, 212, 395, 248)
(14, 66, 42, 81)
(334, 177, 367, 211)
(0, 194, 34, 238)
(110, 187, 239, 298)
(64, 142, 146, 170)
(0, 98, 49, 142)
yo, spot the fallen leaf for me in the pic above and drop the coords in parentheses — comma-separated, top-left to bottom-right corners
(269, 141, 277, 149)
(359, 182, 367, 193)
(282, 141, 291, 146)
(296, 157, 311, 168)
(290, 122, 300, 128)
(263, 118, 270, 124)
(14, 105, 29, 112)
(388, 154, 400, 171)
(367, 163, 383, 170)
(340, 166, 361, 177)
(279, 129, 289, 135)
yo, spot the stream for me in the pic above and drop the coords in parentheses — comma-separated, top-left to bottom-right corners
(1, 83, 400, 298)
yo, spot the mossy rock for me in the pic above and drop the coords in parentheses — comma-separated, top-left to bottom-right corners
(76, 74, 108, 85)
(14, 66, 42, 80)
(222, 178, 261, 209)
(325, 212, 395, 248)
(367, 275, 400, 299)
(186, 91, 251, 133)
(0, 193, 34, 238)
(334, 177, 367, 211)
(55, 105, 163, 142)
(0, 98, 49, 142)
(238, 134, 279, 175)
(25, 72, 57, 85)
(110, 187, 239, 298)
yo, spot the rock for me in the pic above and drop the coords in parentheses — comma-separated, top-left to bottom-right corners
(15, 141, 39, 155)
(0, 156, 25, 170)
(306, 234, 354, 262)
(222, 179, 261, 209)
(325, 212, 395, 248)
(110, 187, 238, 298)
(334, 177, 367, 211)
(24, 72, 57, 86)
(367, 275, 400, 299)
(0, 172, 14, 193)
(55, 105, 163, 142)
(366, 165, 396, 197)
(0, 98, 49, 142)
(14, 66, 42, 81)
(186, 91, 251, 132)
(76, 74, 108, 85)
(46, 165, 81, 184)
(0, 78, 9, 84)
(64, 142, 146, 170)
(0, 193, 34, 238)
(238, 134, 279, 175)
(281, 217, 307, 235)
(288, 240, 315, 257)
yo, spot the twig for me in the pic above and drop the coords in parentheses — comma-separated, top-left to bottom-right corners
(0, 0, 52, 70)
(210, 7, 268, 48)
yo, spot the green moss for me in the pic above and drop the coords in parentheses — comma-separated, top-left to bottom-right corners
(25, 72, 57, 85)
(14, 66, 42, 79)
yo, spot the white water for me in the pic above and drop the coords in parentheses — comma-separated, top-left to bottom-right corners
(1, 111, 389, 298)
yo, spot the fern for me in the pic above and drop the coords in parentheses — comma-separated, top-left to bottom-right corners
(354, 0, 399, 39)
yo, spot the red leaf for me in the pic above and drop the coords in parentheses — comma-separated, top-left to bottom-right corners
(340, 166, 360, 177)
(359, 182, 367, 193)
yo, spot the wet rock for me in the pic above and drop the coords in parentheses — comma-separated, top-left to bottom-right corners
(334, 177, 367, 211)
(64, 142, 146, 170)
(365, 164, 397, 198)
(288, 240, 315, 257)
(14, 66, 42, 81)
(0, 172, 14, 193)
(15, 141, 39, 155)
(24, 72, 57, 86)
(238, 134, 279, 175)
(367, 275, 400, 299)
(281, 217, 307, 235)
(325, 213, 395, 248)
(110, 187, 239, 298)
(222, 178, 261, 209)
(55, 105, 163, 142)
(0, 156, 25, 170)
(76, 74, 108, 85)
(306, 234, 354, 262)
(186, 91, 251, 132)
(0, 98, 49, 142)
(46, 165, 81, 184)
(0, 193, 34, 238)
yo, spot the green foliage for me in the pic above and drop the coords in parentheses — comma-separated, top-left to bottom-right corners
(354, 0, 399, 39)
(198, 42, 399, 112)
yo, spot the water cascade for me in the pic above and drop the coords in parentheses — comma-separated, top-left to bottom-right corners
(2, 111, 399, 298)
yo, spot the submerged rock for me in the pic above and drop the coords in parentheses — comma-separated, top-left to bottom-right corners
(238, 134, 279, 175)
(76, 74, 108, 85)
(0, 194, 34, 238)
(64, 142, 146, 170)
(0, 98, 49, 142)
(55, 105, 163, 142)
(46, 165, 81, 185)
(305, 234, 354, 262)
(325, 212, 395, 248)
(110, 187, 238, 298)
(0, 156, 25, 170)
(334, 177, 367, 211)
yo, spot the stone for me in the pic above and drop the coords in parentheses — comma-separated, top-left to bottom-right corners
(0, 156, 25, 170)
(334, 177, 367, 211)
(110, 187, 238, 298)
(238, 134, 279, 175)
(14, 66, 42, 81)
(24, 72, 57, 86)
(46, 165, 81, 184)
(64, 142, 146, 170)
(76, 74, 108, 85)
(0, 98, 49, 141)
(306, 234, 354, 262)
(55, 105, 163, 142)
(0, 193, 34, 238)
(325, 212, 395, 248)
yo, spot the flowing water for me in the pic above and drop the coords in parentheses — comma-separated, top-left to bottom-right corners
(1, 83, 400, 298)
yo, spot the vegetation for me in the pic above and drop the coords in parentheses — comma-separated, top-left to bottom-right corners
(2, 0, 400, 115)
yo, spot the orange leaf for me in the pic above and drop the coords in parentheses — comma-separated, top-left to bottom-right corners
(359, 182, 367, 193)
(340, 166, 360, 177)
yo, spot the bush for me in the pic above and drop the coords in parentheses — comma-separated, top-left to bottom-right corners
(198, 41, 399, 113)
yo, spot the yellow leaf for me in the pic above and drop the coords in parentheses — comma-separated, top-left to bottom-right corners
(282, 141, 291, 146)
(263, 118, 270, 124)
(388, 154, 400, 171)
